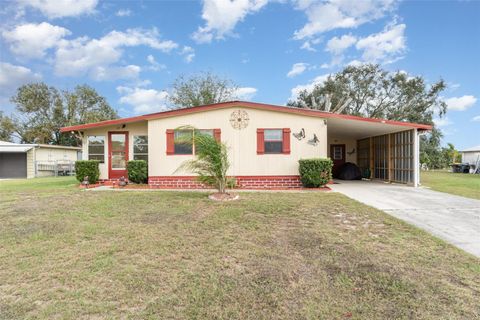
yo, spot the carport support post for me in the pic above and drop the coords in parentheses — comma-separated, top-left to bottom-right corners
(369, 137, 374, 179)
(413, 128, 420, 187)
(388, 133, 392, 182)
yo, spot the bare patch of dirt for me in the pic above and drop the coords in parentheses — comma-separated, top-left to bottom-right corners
(208, 193, 239, 201)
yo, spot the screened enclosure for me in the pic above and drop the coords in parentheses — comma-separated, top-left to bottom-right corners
(356, 129, 415, 184)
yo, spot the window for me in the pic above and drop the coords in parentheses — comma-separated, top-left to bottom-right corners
(264, 129, 283, 154)
(333, 146, 343, 160)
(167, 129, 220, 155)
(194, 129, 214, 154)
(174, 130, 193, 155)
(257, 128, 290, 155)
(88, 136, 105, 163)
(133, 135, 148, 162)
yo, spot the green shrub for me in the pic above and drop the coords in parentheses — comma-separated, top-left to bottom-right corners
(127, 160, 148, 184)
(75, 160, 100, 184)
(298, 158, 333, 187)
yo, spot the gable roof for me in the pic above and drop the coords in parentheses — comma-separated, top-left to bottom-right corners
(60, 100, 433, 132)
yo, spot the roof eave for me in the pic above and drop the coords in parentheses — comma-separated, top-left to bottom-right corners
(60, 101, 433, 132)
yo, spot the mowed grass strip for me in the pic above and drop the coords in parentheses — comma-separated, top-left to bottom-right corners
(421, 170, 480, 200)
(0, 177, 479, 319)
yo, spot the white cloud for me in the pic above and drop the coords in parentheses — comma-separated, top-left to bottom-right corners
(117, 86, 170, 114)
(287, 62, 309, 78)
(293, 0, 398, 39)
(290, 74, 330, 101)
(326, 34, 357, 55)
(54, 28, 178, 79)
(234, 87, 257, 100)
(192, 0, 269, 43)
(146, 54, 166, 71)
(2, 22, 71, 59)
(180, 46, 195, 63)
(355, 23, 406, 64)
(445, 95, 477, 111)
(0, 62, 41, 102)
(433, 117, 452, 127)
(471, 115, 480, 122)
(90, 65, 141, 81)
(300, 37, 322, 51)
(18, 0, 98, 18)
(116, 9, 131, 17)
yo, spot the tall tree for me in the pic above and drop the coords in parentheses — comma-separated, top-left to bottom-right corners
(288, 64, 447, 124)
(9, 83, 117, 146)
(288, 64, 449, 168)
(0, 111, 16, 142)
(170, 72, 238, 108)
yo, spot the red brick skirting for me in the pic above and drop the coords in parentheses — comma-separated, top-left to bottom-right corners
(148, 175, 304, 189)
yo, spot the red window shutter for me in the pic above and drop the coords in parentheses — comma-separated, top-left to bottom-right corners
(282, 128, 291, 154)
(166, 129, 175, 155)
(257, 129, 265, 154)
(213, 128, 221, 142)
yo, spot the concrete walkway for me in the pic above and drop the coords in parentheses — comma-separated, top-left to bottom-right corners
(330, 180, 480, 258)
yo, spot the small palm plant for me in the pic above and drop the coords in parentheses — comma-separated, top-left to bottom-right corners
(175, 127, 232, 193)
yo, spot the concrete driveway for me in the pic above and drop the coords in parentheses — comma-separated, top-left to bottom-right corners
(330, 180, 480, 258)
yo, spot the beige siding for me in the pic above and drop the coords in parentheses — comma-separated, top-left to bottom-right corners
(327, 136, 357, 164)
(26, 148, 35, 178)
(148, 107, 327, 176)
(82, 121, 148, 179)
(35, 147, 78, 162)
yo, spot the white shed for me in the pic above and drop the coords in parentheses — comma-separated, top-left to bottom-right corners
(0, 141, 81, 178)
(461, 145, 480, 173)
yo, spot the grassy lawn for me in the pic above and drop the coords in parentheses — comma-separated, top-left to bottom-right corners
(421, 170, 480, 200)
(0, 177, 479, 319)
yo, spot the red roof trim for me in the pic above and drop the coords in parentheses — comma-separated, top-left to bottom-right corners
(60, 100, 433, 132)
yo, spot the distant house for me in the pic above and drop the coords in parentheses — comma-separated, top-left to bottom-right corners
(460, 145, 480, 173)
(0, 141, 81, 179)
(60, 101, 432, 188)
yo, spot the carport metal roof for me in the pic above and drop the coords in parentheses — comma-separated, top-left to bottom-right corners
(0, 141, 35, 153)
(0, 141, 81, 153)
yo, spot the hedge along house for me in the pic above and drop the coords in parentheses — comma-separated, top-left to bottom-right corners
(60, 101, 432, 188)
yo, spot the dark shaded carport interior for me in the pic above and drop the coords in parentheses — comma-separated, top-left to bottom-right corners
(327, 117, 420, 185)
(0, 152, 27, 178)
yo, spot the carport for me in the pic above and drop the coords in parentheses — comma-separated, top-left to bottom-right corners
(326, 115, 431, 186)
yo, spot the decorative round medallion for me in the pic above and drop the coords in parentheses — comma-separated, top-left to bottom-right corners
(229, 110, 249, 130)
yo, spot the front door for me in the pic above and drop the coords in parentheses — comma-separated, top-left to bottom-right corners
(108, 132, 128, 179)
(330, 144, 346, 178)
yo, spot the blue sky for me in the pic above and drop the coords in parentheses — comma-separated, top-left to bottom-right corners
(0, 0, 478, 149)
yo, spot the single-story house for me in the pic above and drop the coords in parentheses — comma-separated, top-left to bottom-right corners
(460, 145, 480, 173)
(60, 101, 432, 188)
(0, 141, 81, 178)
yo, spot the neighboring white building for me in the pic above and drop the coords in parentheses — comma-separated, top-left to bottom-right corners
(61, 101, 432, 188)
(461, 145, 480, 172)
(0, 141, 81, 178)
